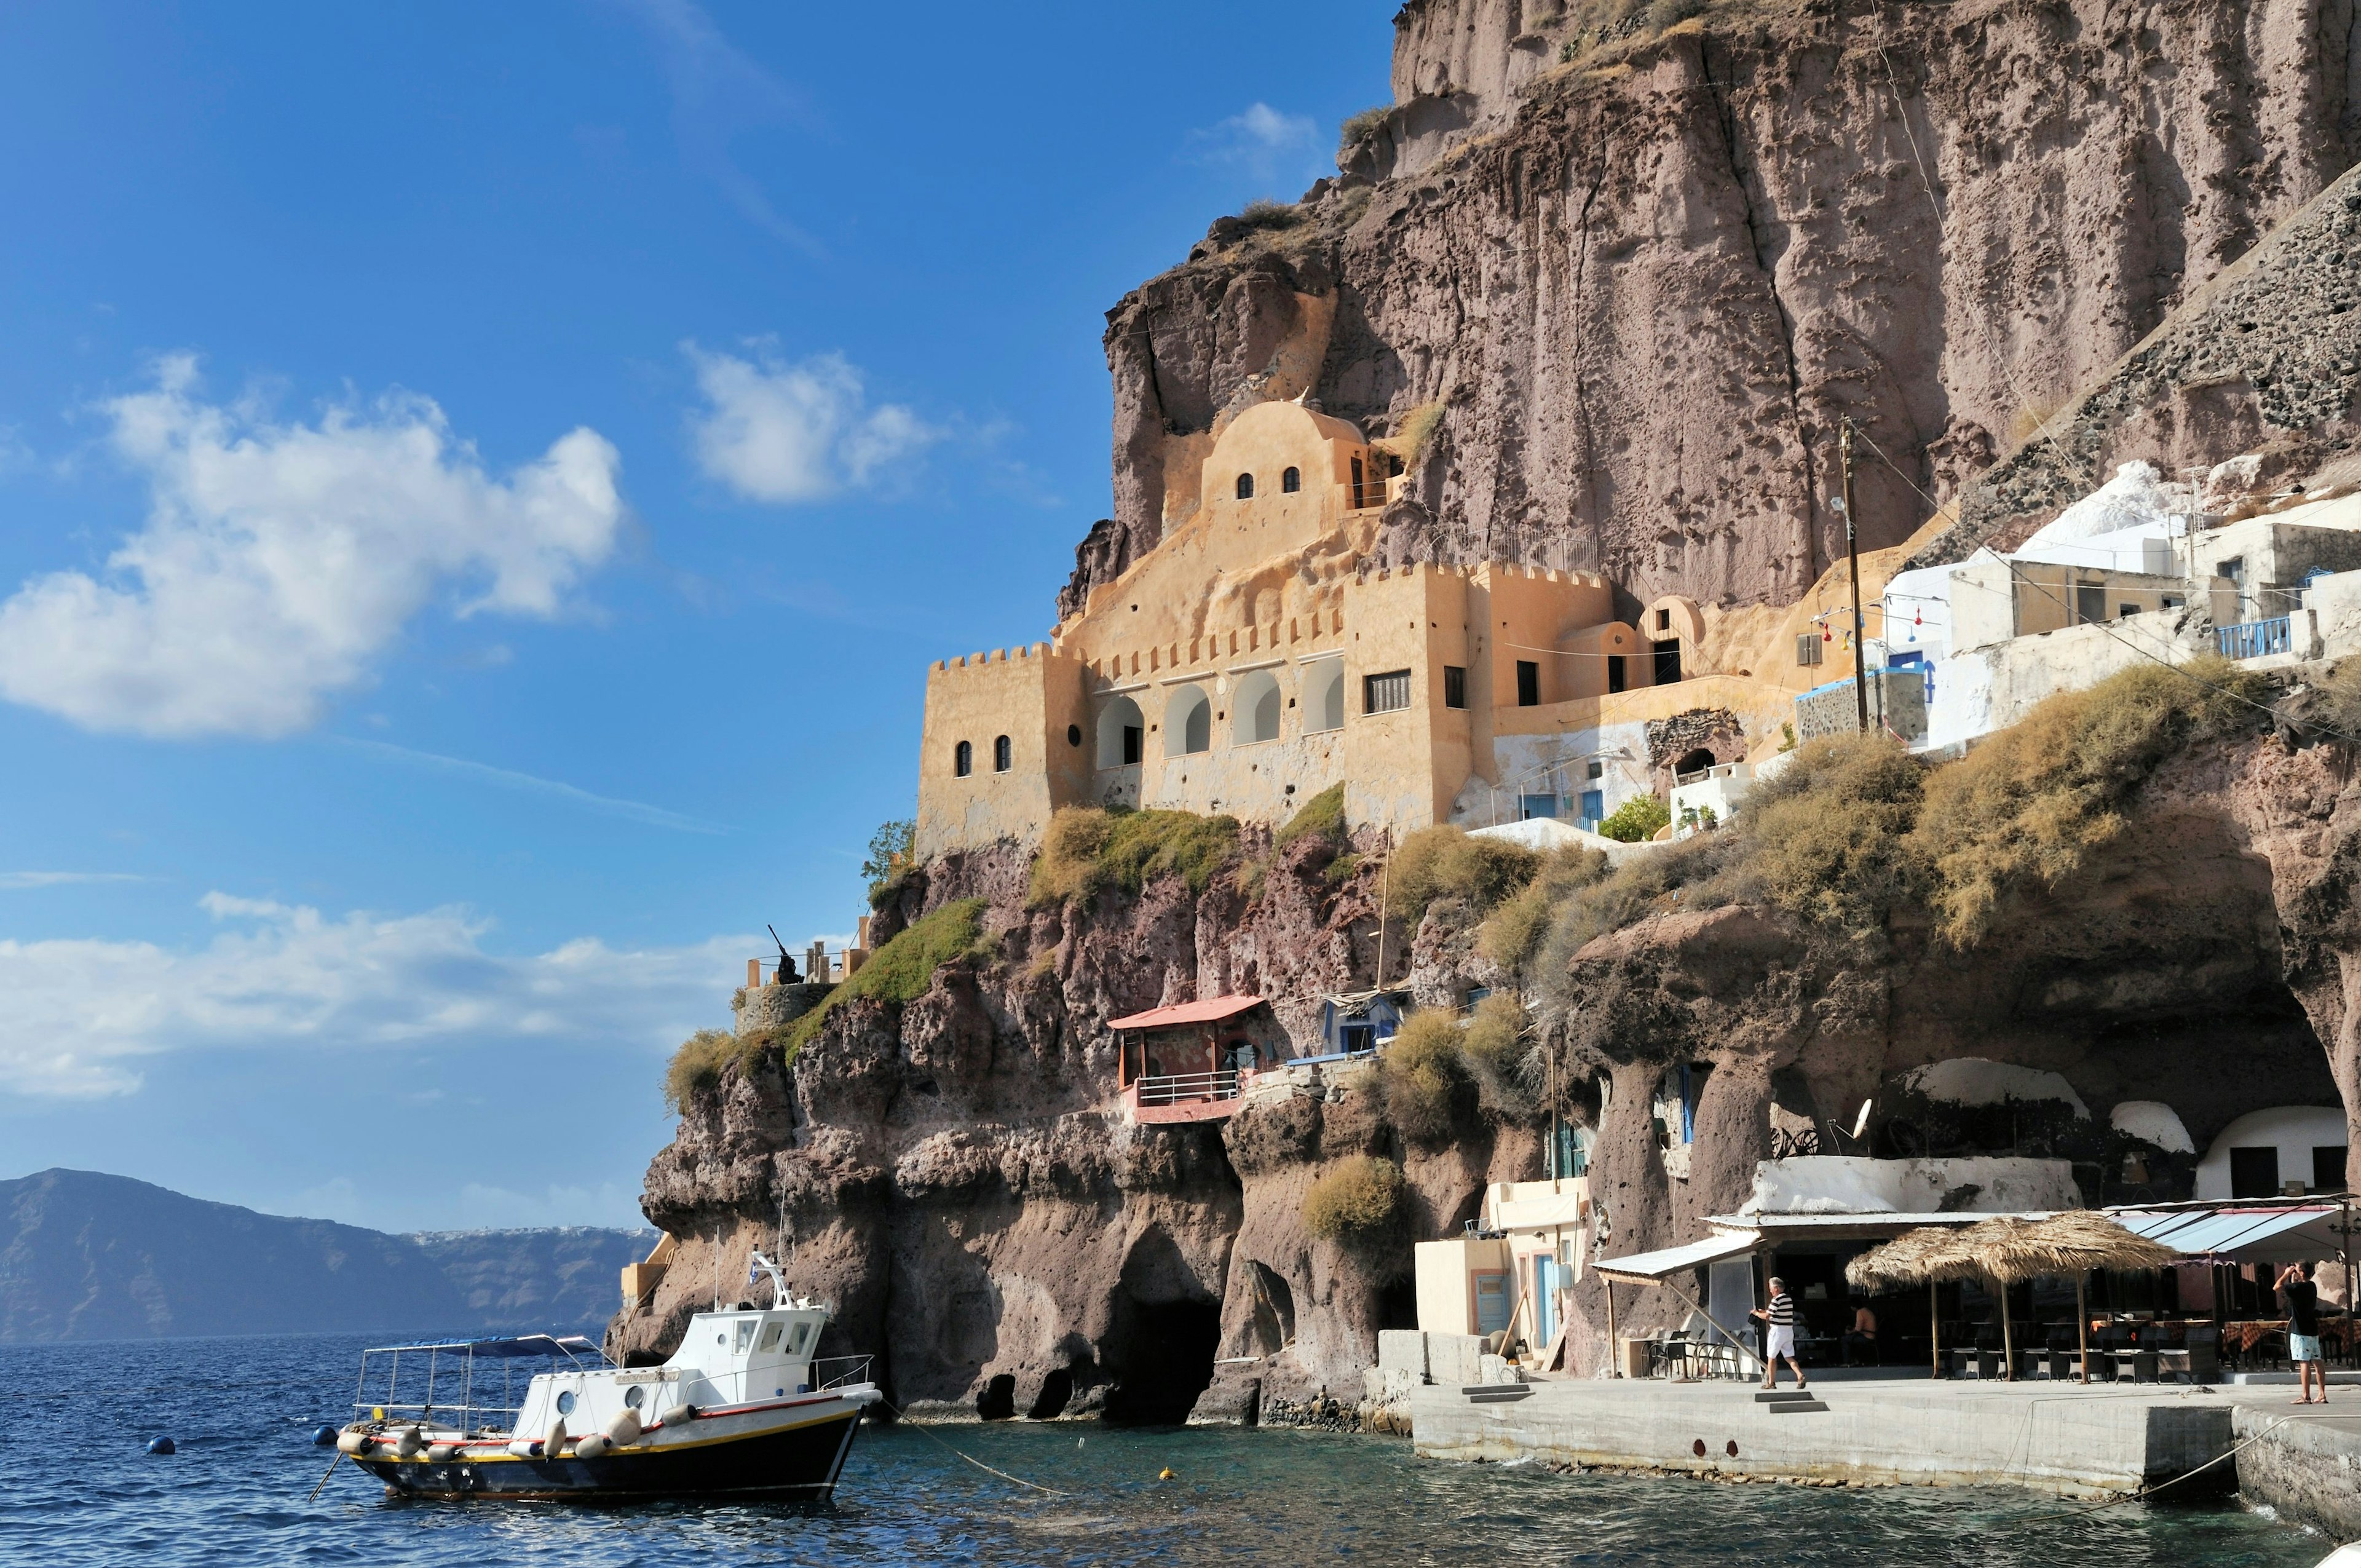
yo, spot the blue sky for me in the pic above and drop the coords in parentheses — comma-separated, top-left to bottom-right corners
(0, 1, 1390, 1230)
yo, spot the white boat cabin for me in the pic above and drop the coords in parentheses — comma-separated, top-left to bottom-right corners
(507, 1301, 832, 1443)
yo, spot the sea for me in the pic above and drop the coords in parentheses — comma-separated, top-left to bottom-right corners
(1, 1333, 2334, 1566)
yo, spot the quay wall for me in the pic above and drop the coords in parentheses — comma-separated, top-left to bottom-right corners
(1410, 1382, 2235, 1499)
(2233, 1408, 2361, 1540)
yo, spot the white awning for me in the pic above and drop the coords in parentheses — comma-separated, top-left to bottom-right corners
(2113, 1205, 2349, 1262)
(1592, 1232, 1759, 1285)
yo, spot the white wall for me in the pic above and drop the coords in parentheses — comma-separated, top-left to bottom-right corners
(2195, 1106, 2350, 1199)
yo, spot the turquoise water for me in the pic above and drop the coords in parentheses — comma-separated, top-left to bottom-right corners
(1, 1334, 2331, 1565)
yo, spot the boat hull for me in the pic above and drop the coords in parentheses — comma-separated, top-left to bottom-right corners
(354, 1401, 864, 1502)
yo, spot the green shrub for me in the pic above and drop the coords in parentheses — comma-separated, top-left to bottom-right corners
(1324, 850, 1364, 884)
(664, 1027, 761, 1114)
(1458, 994, 1531, 1117)
(1029, 806, 1241, 906)
(1338, 105, 1390, 148)
(1910, 659, 2266, 946)
(1302, 1155, 1407, 1241)
(1734, 732, 1923, 930)
(1597, 793, 1671, 842)
(1385, 825, 1543, 924)
(1477, 847, 1609, 976)
(1381, 1010, 1468, 1142)
(861, 818, 914, 889)
(1275, 783, 1348, 852)
(784, 898, 991, 1056)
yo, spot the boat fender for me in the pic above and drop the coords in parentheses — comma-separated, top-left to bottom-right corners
(545, 1417, 568, 1457)
(605, 1409, 643, 1446)
(337, 1431, 373, 1457)
(146, 1437, 176, 1455)
(311, 1425, 338, 1447)
(575, 1434, 612, 1460)
(505, 1439, 537, 1459)
(394, 1427, 426, 1459)
(427, 1443, 460, 1463)
(676, 1403, 699, 1422)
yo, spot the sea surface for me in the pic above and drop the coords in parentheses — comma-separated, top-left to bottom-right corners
(0, 1333, 2335, 1566)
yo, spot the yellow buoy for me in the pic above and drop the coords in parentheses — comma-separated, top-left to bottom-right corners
(1158, 1467, 1176, 1481)
(371, 1406, 385, 1421)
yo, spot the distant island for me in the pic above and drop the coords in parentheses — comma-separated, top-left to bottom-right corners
(0, 1168, 652, 1342)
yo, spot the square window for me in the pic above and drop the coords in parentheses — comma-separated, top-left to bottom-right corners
(1516, 660, 1539, 707)
(1364, 670, 1412, 714)
(1655, 608, 1671, 631)
(1442, 665, 1466, 709)
(1796, 633, 1823, 667)
(1585, 761, 1603, 780)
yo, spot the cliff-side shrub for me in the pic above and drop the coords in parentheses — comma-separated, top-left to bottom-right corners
(664, 1027, 759, 1115)
(1733, 732, 1924, 930)
(1029, 806, 1241, 905)
(2316, 658, 2361, 738)
(1646, 0, 1706, 28)
(1338, 104, 1390, 149)
(1384, 825, 1543, 925)
(1302, 1155, 1406, 1241)
(1477, 846, 1610, 976)
(1381, 1010, 1468, 1142)
(1275, 783, 1348, 852)
(1910, 659, 2268, 946)
(1238, 198, 1305, 232)
(785, 898, 990, 1056)
(1597, 793, 1671, 842)
(1458, 994, 1532, 1117)
(1533, 831, 1746, 1001)
(1388, 399, 1449, 470)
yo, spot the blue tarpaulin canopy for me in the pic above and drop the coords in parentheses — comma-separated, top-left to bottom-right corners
(2112, 1205, 2351, 1264)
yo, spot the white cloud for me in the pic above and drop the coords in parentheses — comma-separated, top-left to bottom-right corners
(0, 892, 749, 1099)
(334, 737, 728, 835)
(0, 356, 625, 739)
(1184, 102, 1324, 183)
(684, 342, 938, 504)
(449, 1180, 648, 1230)
(0, 871, 149, 889)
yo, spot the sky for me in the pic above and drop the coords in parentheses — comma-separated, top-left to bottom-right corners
(0, 1, 1392, 1231)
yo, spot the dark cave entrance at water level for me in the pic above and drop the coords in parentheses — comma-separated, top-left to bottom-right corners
(1100, 1291, 1220, 1425)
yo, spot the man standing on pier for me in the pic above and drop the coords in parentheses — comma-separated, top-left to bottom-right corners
(1750, 1277, 1808, 1392)
(2279, 1261, 2328, 1405)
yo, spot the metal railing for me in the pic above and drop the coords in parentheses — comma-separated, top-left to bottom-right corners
(1134, 1069, 1241, 1106)
(2216, 616, 2292, 659)
(812, 1355, 874, 1392)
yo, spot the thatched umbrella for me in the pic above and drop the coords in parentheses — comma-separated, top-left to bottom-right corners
(1847, 1213, 2181, 1381)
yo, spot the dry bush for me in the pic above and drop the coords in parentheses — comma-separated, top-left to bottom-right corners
(1029, 806, 1241, 906)
(664, 1028, 757, 1115)
(1733, 732, 1925, 929)
(1458, 994, 1532, 1117)
(1302, 1155, 1407, 1241)
(1338, 105, 1391, 148)
(1477, 847, 1610, 976)
(1381, 1010, 1469, 1142)
(1910, 659, 2268, 946)
(1387, 399, 1449, 470)
(2316, 659, 2361, 738)
(1385, 825, 1543, 925)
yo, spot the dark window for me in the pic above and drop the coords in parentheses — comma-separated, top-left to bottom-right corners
(2317, 1146, 2349, 1194)
(1235, 472, 1254, 500)
(1516, 660, 1539, 707)
(1656, 608, 1672, 631)
(992, 735, 1011, 772)
(1442, 665, 1466, 709)
(1123, 725, 1142, 765)
(2229, 1146, 2281, 1200)
(1364, 669, 1412, 714)
(1067, 724, 1082, 748)
(1281, 466, 1301, 494)
(1653, 638, 1682, 684)
(2074, 584, 2105, 624)
(1585, 761, 1603, 780)
(1797, 633, 1824, 667)
(2118, 603, 2140, 620)
(954, 740, 972, 777)
(1607, 655, 1626, 694)
(1351, 456, 1366, 509)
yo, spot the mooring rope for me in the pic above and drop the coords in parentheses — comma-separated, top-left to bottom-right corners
(2002, 1406, 2341, 1525)
(871, 1394, 1070, 1497)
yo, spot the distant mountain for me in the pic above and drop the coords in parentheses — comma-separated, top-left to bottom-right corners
(0, 1168, 653, 1342)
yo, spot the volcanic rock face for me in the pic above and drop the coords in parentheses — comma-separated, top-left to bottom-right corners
(1085, 0, 2361, 620)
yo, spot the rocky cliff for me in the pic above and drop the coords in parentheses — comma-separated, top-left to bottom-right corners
(1081, 0, 2361, 621)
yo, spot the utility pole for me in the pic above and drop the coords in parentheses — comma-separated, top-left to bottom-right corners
(1841, 417, 1868, 734)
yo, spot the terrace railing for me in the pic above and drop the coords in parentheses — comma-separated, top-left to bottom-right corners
(1134, 1069, 1241, 1106)
(2216, 616, 2292, 660)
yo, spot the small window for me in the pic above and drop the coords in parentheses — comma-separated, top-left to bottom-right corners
(993, 735, 1012, 772)
(1281, 466, 1301, 493)
(1607, 655, 1626, 694)
(1796, 633, 1824, 667)
(735, 1320, 757, 1353)
(2229, 1146, 2280, 1200)
(1585, 761, 1603, 780)
(1442, 665, 1466, 709)
(1655, 608, 1672, 631)
(2317, 1146, 2349, 1194)
(1364, 669, 1412, 714)
(2118, 603, 2140, 620)
(757, 1321, 784, 1352)
(954, 740, 972, 777)
(788, 1321, 813, 1356)
(1235, 472, 1254, 500)
(2074, 584, 2105, 624)
(2162, 595, 2185, 610)
(624, 1385, 646, 1409)
(1516, 660, 1538, 707)
(1351, 455, 1367, 508)
(556, 1390, 577, 1415)
(1067, 724, 1082, 748)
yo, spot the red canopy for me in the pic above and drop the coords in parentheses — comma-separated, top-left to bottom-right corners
(1106, 996, 1267, 1031)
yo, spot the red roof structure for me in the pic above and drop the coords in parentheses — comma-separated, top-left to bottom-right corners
(1105, 996, 1267, 1031)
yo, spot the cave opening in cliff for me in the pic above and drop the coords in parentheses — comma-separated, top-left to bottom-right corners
(1099, 1293, 1220, 1425)
(975, 1373, 1016, 1420)
(1376, 1278, 1418, 1332)
(1027, 1366, 1075, 1420)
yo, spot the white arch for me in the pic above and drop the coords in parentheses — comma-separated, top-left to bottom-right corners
(1233, 670, 1281, 744)
(2196, 1106, 2349, 1199)
(1302, 660, 1344, 734)
(1096, 695, 1144, 769)
(1166, 684, 1211, 755)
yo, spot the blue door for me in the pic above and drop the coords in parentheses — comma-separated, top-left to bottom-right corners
(1533, 1257, 1559, 1345)
(1580, 790, 1604, 828)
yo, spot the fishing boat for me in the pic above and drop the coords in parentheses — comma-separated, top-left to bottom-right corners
(334, 1253, 879, 1500)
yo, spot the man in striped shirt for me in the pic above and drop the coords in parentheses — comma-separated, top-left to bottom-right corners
(1748, 1277, 1808, 1391)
